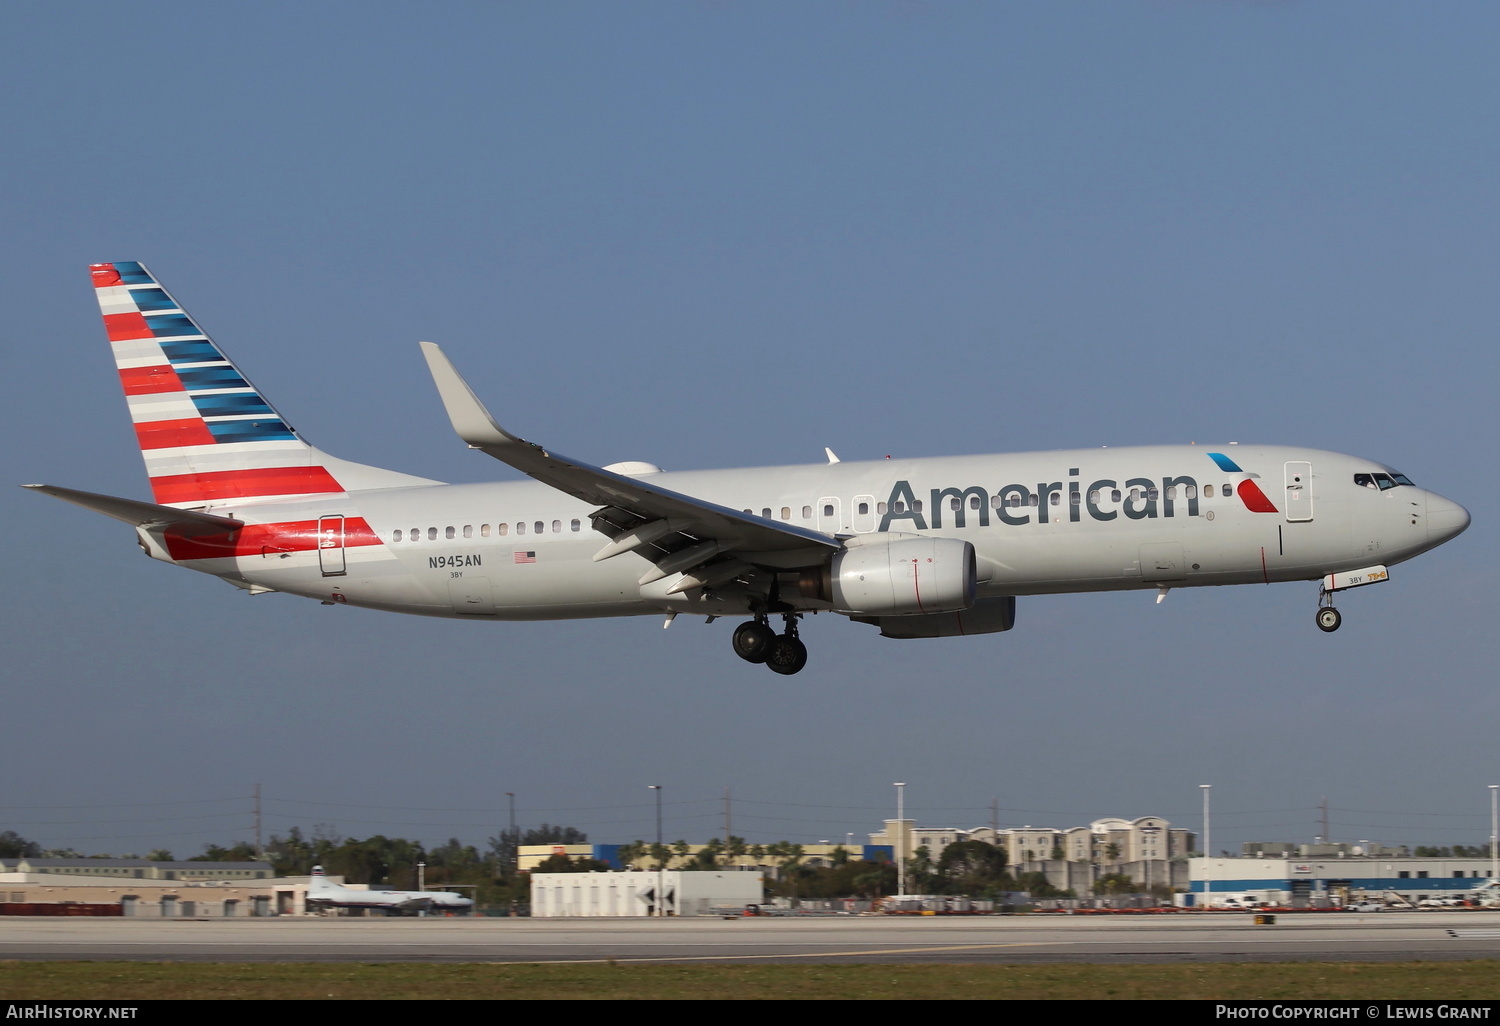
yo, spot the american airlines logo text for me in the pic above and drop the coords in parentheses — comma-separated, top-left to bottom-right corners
(879, 473, 1203, 533)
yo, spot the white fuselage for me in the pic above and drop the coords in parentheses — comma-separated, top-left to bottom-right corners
(157, 443, 1465, 622)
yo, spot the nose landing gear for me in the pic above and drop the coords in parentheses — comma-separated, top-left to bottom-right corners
(732, 615, 808, 674)
(1316, 590, 1342, 633)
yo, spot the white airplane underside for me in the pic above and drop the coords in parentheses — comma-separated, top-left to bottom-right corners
(28, 263, 1471, 675)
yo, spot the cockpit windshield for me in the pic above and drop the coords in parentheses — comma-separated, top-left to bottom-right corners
(1354, 472, 1414, 491)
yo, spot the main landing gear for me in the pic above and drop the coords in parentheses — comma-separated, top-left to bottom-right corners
(732, 615, 808, 675)
(1315, 590, 1342, 633)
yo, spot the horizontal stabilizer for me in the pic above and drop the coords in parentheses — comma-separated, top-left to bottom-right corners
(23, 484, 244, 535)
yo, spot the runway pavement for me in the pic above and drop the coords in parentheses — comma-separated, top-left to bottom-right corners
(4, 911, 1500, 964)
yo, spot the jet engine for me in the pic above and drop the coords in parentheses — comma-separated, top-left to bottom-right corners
(853, 596, 1016, 638)
(806, 536, 977, 616)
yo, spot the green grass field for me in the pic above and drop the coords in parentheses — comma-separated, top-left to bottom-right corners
(3, 961, 1499, 1000)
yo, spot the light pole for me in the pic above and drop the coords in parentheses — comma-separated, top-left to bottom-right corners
(505, 791, 516, 874)
(1490, 785, 1498, 883)
(1200, 784, 1212, 859)
(895, 782, 907, 899)
(650, 785, 664, 916)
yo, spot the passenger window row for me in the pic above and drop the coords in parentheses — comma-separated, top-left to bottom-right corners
(390, 519, 583, 543)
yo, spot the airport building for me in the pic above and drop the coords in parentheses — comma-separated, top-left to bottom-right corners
(0, 859, 424, 916)
(0, 859, 297, 916)
(1191, 855, 1498, 907)
(531, 870, 763, 917)
(0, 857, 274, 881)
(869, 816, 1195, 893)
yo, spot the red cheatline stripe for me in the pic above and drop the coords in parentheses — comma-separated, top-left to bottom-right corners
(165, 518, 381, 561)
(149, 466, 344, 504)
(119, 365, 184, 396)
(103, 311, 150, 341)
(1237, 480, 1279, 514)
(134, 418, 216, 450)
(90, 264, 121, 288)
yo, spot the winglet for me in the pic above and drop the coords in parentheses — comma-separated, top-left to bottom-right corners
(419, 342, 519, 449)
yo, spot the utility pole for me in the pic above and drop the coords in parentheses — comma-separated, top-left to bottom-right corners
(650, 785, 664, 916)
(505, 792, 516, 873)
(254, 783, 262, 859)
(1490, 785, 1498, 883)
(1200, 784, 1211, 858)
(895, 782, 907, 898)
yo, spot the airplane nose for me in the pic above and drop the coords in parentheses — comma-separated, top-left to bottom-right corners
(1426, 493, 1471, 545)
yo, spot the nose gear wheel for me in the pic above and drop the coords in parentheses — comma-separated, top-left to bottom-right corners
(1315, 588, 1342, 632)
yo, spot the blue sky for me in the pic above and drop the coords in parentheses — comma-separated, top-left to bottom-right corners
(2, 1, 1494, 859)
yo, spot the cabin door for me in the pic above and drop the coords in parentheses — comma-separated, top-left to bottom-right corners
(1284, 462, 1313, 522)
(317, 515, 347, 576)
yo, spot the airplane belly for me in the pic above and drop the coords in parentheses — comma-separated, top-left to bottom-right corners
(485, 545, 653, 619)
(976, 527, 1135, 593)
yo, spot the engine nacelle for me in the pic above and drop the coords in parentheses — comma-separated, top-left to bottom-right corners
(853, 596, 1016, 639)
(824, 536, 977, 615)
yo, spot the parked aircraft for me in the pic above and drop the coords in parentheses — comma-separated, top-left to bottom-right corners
(26, 262, 1470, 675)
(304, 865, 473, 914)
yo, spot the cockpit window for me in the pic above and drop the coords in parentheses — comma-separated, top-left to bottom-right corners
(1356, 472, 1406, 491)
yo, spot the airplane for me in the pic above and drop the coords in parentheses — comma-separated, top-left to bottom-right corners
(26, 261, 1470, 676)
(304, 865, 473, 915)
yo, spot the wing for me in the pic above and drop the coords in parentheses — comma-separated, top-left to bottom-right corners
(419, 343, 839, 593)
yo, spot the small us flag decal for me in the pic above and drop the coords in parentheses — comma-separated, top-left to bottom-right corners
(513, 551, 536, 564)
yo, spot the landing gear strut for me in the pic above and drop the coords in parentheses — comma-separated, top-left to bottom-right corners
(1316, 590, 1342, 633)
(733, 614, 808, 675)
(765, 614, 808, 676)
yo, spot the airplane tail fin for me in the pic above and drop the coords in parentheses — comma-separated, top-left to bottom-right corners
(309, 866, 334, 893)
(90, 262, 435, 507)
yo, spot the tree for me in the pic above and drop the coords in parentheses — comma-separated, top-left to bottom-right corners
(935, 840, 1008, 896)
(615, 841, 648, 869)
(524, 824, 588, 845)
(532, 853, 612, 874)
(692, 838, 725, 870)
(191, 841, 261, 862)
(487, 827, 520, 873)
(0, 831, 40, 859)
(1094, 872, 1136, 895)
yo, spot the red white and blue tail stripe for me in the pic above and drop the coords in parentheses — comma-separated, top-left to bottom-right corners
(90, 261, 432, 508)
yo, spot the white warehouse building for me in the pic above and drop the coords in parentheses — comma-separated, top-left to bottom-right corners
(531, 871, 764, 917)
(1192, 856, 1497, 907)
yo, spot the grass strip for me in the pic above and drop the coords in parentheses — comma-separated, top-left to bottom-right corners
(3, 960, 1500, 1000)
